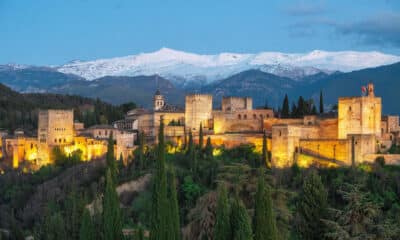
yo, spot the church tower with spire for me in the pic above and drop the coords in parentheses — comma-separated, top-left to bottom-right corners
(153, 89, 165, 111)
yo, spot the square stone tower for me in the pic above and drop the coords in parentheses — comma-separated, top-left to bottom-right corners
(38, 109, 74, 146)
(338, 83, 381, 139)
(185, 94, 213, 131)
(221, 97, 252, 112)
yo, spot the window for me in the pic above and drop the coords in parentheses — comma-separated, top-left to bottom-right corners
(279, 131, 282, 137)
(244, 114, 247, 119)
(238, 114, 241, 119)
(54, 139, 57, 143)
(266, 114, 270, 118)
(253, 114, 257, 119)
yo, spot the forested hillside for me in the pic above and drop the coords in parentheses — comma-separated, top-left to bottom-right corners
(1, 122, 400, 239)
(0, 83, 135, 132)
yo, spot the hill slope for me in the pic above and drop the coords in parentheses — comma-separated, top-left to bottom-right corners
(200, 69, 301, 108)
(51, 75, 185, 107)
(304, 62, 400, 114)
(0, 83, 128, 132)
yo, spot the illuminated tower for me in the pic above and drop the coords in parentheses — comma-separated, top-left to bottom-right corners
(153, 89, 165, 111)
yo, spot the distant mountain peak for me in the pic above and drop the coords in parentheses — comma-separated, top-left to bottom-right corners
(56, 48, 400, 85)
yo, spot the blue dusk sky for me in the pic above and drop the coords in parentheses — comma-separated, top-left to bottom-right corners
(0, 0, 399, 65)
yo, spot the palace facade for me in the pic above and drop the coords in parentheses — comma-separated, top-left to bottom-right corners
(1, 83, 399, 170)
(124, 83, 400, 167)
(1, 110, 136, 169)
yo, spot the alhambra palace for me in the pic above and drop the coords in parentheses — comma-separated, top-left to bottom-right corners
(1, 83, 400, 170)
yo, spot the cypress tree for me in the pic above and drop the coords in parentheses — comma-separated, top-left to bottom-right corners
(187, 130, 197, 174)
(135, 227, 145, 240)
(214, 184, 231, 240)
(80, 209, 95, 240)
(187, 130, 194, 155)
(103, 168, 123, 240)
(297, 96, 305, 117)
(65, 183, 83, 240)
(150, 117, 169, 240)
(199, 122, 204, 149)
(262, 131, 269, 168)
(230, 195, 253, 240)
(138, 131, 145, 170)
(291, 102, 297, 118)
(205, 137, 213, 159)
(253, 172, 278, 240)
(319, 90, 324, 114)
(167, 169, 181, 240)
(281, 94, 290, 118)
(311, 105, 317, 115)
(297, 170, 328, 240)
(106, 133, 117, 182)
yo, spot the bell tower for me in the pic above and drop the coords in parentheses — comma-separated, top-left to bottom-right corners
(153, 89, 165, 111)
(367, 82, 375, 97)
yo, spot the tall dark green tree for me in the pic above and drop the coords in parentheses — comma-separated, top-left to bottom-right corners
(150, 117, 170, 240)
(187, 130, 197, 174)
(187, 130, 194, 154)
(138, 131, 145, 170)
(311, 105, 317, 115)
(167, 169, 181, 240)
(230, 195, 253, 240)
(103, 168, 123, 240)
(253, 173, 278, 240)
(297, 96, 306, 117)
(297, 170, 328, 240)
(199, 122, 204, 149)
(135, 227, 145, 240)
(291, 102, 297, 118)
(262, 131, 269, 168)
(80, 209, 95, 240)
(205, 136, 213, 159)
(214, 184, 231, 240)
(65, 183, 84, 240)
(281, 94, 290, 118)
(319, 90, 324, 114)
(106, 133, 117, 182)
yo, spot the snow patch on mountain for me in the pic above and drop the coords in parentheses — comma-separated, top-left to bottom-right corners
(57, 48, 400, 84)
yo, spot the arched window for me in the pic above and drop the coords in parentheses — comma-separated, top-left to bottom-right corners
(253, 114, 257, 119)
(238, 114, 241, 119)
(244, 114, 247, 119)
(266, 114, 270, 118)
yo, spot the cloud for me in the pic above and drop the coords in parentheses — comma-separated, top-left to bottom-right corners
(333, 12, 400, 47)
(287, 12, 400, 48)
(283, 1, 327, 16)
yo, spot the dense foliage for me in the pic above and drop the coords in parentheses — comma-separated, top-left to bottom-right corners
(1, 125, 400, 239)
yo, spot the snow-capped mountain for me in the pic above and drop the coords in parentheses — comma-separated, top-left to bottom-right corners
(57, 48, 400, 84)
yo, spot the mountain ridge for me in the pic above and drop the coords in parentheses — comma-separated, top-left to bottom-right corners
(56, 48, 400, 85)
